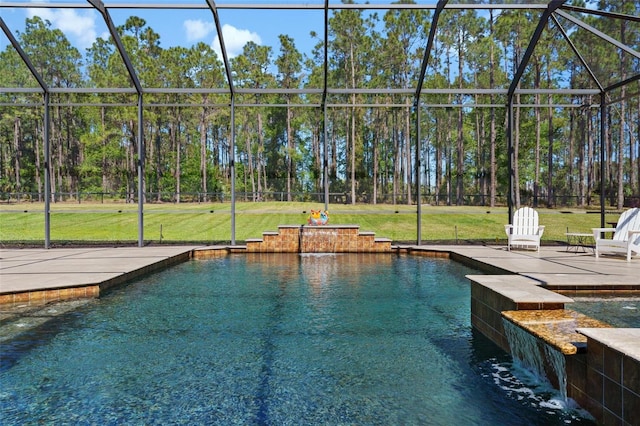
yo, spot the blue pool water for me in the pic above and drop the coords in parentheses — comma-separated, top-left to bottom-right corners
(1, 253, 595, 425)
(569, 297, 640, 328)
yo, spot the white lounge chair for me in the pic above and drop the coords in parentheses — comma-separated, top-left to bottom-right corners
(504, 207, 545, 251)
(592, 207, 640, 261)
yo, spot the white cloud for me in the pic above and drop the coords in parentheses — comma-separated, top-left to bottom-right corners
(184, 19, 215, 42)
(26, 7, 98, 50)
(99, 31, 111, 42)
(212, 24, 261, 59)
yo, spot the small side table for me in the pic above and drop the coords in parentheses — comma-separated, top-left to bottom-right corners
(565, 232, 594, 253)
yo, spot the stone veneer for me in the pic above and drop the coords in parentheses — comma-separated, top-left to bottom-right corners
(245, 225, 392, 253)
(572, 328, 640, 425)
(0, 285, 100, 307)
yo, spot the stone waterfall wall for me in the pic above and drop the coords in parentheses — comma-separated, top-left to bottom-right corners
(245, 225, 392, 253)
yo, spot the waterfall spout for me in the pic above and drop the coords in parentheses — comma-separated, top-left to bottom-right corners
(502, 319, 568, 401)
(501, 309, 610, 404)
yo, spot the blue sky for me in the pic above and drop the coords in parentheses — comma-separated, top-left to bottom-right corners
(0, 2, 323, 60)
(2, 0, 621, 91)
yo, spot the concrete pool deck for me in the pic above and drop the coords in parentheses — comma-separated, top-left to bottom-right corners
(0, 246, 204, 303)
(408, 245, 640, 293)
(1, 244, 639, 298)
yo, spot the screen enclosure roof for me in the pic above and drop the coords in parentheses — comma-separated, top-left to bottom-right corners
(1, 1, 639, 108)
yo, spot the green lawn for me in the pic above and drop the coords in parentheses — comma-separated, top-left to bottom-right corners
(0, 201, 620, 245)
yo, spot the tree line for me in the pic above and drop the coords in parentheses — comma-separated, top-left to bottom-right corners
(1, 1, 638, 208)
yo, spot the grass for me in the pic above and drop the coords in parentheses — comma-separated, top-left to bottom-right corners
(0, 201, 621, 245)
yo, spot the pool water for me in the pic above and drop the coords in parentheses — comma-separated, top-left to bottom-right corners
(569, 297, 640, 328)
(1, 253, 595, 425)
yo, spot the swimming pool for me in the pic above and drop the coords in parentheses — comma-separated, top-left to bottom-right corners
(0, 253, 595, 424)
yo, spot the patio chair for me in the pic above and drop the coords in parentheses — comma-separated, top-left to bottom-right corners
(592, 207, 640, 261)
(504, 207, 545, 251)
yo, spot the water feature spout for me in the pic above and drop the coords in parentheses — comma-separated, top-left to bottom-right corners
(299, 225, 338, 253)
(501, 309, 610, 403)
(502, 319, 568, 401)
